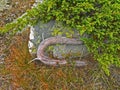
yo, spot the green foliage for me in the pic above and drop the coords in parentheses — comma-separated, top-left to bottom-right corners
(0, 6, 40, 34)
(0, 0, 120, 75)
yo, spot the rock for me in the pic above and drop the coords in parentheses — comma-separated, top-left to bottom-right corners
(29, 20, 55, 51)
(29, 20, 89, 59)
(53, 44, 88, 59)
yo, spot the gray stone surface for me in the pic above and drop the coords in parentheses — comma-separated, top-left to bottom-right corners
(29, 20, 55, 50)
(53, 44, 88, 59)
(29, 20, 89, 58)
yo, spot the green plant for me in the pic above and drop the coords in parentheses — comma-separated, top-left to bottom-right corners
(0, 0, 120, 75)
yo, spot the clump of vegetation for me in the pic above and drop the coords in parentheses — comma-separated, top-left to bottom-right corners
(1, 0, 120, 75)
(0, 0, 120, 89)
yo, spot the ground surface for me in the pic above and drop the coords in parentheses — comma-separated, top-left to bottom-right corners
(0, 0, 35, 60)
(0, 0, 35, 89)
(0, 0, 120, 90)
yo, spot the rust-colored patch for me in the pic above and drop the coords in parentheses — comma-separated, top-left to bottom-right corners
(5, 27, 32, 89)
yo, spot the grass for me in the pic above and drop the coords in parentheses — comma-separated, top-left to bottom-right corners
(1, 60, 119, 90)
(0, 28, 119, 90)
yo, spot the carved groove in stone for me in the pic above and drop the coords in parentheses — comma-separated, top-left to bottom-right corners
(36, 36, 87, 66)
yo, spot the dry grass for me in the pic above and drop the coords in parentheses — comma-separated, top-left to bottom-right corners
(0, 28, 119, 90)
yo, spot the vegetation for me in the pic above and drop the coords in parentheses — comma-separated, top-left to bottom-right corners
(1, 30, 119, 89)
(0, 0, 120, 90)
(1, 0, 120, 75)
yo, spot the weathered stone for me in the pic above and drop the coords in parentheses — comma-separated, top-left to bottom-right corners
(29, 20, 89, 59)
(53, 44, 88, 59)
(31, 20, 55, 47)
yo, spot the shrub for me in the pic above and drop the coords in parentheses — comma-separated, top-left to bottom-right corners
(0, 0, 120, 75)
